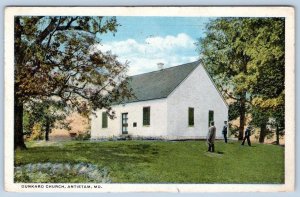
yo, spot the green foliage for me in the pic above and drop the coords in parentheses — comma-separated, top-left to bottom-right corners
(15, 16, 132, 112)
(228, 102, 241, 121)
(24, 99, 69, 140)
(198, 17, 285, 139)
(26, 123, 44, 141)
(15, 141, 284, 183)
(250, 104, 285, 142)
(250, 107, 270, 127)
(247, 18, 285, 109)
(22, 111, 32, 135)
(271, 105, 285, 132)
(14, 16, 134, 148)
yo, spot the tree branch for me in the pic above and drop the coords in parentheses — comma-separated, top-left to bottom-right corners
(46, 17, 63, 48)
(36, 17, 58, 45)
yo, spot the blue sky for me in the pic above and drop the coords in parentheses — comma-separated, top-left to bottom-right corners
(95, 16, 213, 75)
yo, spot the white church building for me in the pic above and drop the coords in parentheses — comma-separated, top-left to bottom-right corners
(91, 61, 228, 140)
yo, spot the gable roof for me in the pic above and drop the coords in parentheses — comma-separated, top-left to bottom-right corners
(123, 60, 200, 103)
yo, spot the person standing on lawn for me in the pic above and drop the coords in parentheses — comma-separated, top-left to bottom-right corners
(207, 121, 216, 152)
(222, 121, 228, 143)
(241, 126, 252, 146)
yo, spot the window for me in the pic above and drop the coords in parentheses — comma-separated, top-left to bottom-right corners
(122, 113, 128, 134)
(143, 107, 150, 126)
(208, 110, 214, 126)
(188, 107, 194, 126)
(102, 112, 108, 128)
(133, 122, 137, 127)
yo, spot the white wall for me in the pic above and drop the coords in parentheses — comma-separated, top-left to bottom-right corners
(91, 99, 168, 139)
(167, 64, 228, 139)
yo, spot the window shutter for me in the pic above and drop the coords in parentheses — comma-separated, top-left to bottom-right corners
(102, 112, 108, 128)
(208, 110, 214, 126)
(188, 107, 194, 126)
(143, 107, 150, 126)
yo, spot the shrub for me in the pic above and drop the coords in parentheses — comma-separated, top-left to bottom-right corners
(229, 124, 239, 137)
(14, 162, 111, 183)
(74, 131, 91, 141)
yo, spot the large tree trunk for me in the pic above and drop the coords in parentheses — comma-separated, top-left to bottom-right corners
(14, 97, 26, 150)
(238, 95, 246, 140)
(259, 123, 267, 143)
(14, 18, 27, 150)
(275, 125, 280, 145)
(45, 118, 50, 141)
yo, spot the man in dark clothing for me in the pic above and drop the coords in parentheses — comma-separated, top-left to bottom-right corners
(222, 121, 228, 143)
(241, 126, 252, 146)
(207, 121, 216, 152)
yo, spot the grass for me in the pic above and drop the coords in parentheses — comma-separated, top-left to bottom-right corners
(14, 140, 284, 183)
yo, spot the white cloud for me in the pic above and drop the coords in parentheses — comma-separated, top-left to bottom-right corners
(145, 33, 195, 50)
(95, 33, 198, 75)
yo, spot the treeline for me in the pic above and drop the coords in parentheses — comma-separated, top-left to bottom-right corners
(198, 18, 285, 144)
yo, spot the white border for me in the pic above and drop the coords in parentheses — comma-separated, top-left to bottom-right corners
(4, 6, 295, 192)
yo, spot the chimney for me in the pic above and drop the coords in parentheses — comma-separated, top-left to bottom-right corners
(157, 62, 164, 70)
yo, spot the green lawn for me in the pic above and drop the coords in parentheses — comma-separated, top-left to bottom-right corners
(14, 140, 284, 183)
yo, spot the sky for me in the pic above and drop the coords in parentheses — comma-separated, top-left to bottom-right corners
(95, 17, 213, 75)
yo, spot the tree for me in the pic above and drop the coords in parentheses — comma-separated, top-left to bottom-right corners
(250, 105, 284, 144)
(198, 17, 285, 141)
(250, 107, 270, 143)
(244, 18, 285, 143)
(228, 101, 250, 137)
(271, 105, 285, 145)
(14, 16, 133, 149)
(24, 99, 69, 141)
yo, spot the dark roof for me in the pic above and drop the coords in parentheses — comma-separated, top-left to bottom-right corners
(123, 60, 200, 103)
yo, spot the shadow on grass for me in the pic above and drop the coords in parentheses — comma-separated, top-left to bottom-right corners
(227, 142, 236, 144)
(16, 142, 161, 167)
(204, 151, 224, 158)
(240, 145, 256, 147)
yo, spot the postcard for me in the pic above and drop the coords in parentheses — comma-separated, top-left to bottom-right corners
(4, 6, 295, 192)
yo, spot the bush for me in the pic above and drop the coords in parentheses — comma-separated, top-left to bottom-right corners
(74, 131, 91, 141)
(229, 124, 239, 137)
(14, 162, 111, 183)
